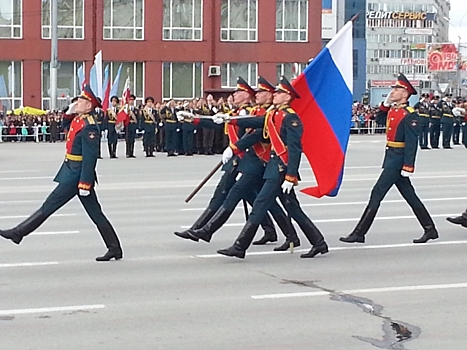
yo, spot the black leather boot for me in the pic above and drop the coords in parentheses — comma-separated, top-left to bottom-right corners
(96, 247, 123, 261)
(270, 210, 300, 251)
(413, 206, 439, 243)
(274, 239, 301, 251)
(0, 209, 47, 245)
(446, 215, 467, 228)
(252, 231, 278, 245)
(174, 207, 215, 242)
(188, 206, 232, 242)
(339, 206, 377, 243)
(108, 144, 113, 158)
(298, 219, 328, 258)
(130, 143, 136, 158)
(125, 142, 130, 158)
(95, 221, 122, 261)
(112, 143, 118, 158)
(217, 222, 259, 259)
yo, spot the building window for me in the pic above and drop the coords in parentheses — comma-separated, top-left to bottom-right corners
(42, 61, 82, 110)
(0, 0, 21, 38)
(276, 63, 306, 81)
(103, 62, 144, 104)
(353, 50, 359, 79)
(103, 0, 144, 40)
(163, 0, 202, 40)
(276, 0, 307, 42)
(221, 0, 257, 41)
(42, 0, 84, 39)
(221, 63, 257, 87)
(162, 62, 202, 100)
(0, 61, 22, 110)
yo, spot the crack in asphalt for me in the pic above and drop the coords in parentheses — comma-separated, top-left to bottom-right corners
(280, 279, 421, 349)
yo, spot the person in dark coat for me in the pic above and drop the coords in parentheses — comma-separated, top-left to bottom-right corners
(0, 85, 123, 262)
(340, 74, 438, 245)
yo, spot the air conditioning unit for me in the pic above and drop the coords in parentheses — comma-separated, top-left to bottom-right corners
(208, 65, 221, 77)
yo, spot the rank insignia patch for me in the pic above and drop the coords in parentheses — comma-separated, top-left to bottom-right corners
(291, 120, 299, 127)
(411, 120, 418, 127)
(88, 132, 96, 139)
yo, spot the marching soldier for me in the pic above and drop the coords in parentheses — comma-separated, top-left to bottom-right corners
(142, 96, 158, 157)
(340, 74, 438, 245)
(95, 98, 105, 158)
(160, 99, 178, 157)
(414, 94, 430, 149)
(174, 77, 279, 245)
(438, 93, 454, 149)
(429, 95, 441, 148)
(0, 85, 123, 261)
(126, 94, 139, 158)
(106, 96, 119, 158)
(215, 76, 327, 259)
(178, 77, 299, 250)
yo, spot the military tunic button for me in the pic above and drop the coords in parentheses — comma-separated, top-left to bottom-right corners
(388, 128, 391, 130)
(391, 118, 394, 120)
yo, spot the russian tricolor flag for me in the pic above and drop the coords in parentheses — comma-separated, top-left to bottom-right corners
(292, 21, 353, 198)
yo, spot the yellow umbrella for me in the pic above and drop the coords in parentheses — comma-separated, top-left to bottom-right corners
(13, 106, 47, 116)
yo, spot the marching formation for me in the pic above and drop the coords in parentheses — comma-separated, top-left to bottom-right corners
(1, 74, 467, 262)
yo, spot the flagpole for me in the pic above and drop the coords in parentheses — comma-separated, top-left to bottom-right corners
(50, 0, 58, 111)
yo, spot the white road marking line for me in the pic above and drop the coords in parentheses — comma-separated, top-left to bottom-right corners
(180, 197, 467, 211)
(0, 176, 53, 180)
(251, 282, 467, 300)
(0, 214, 76, 219)
(182, 213, 458, 228)
(0, 262, 59, 268)
(195, 240, 467, 259)
(0, 304, 105, 316)
(30, 231, 78, 236)
(0, 170, 41, 174)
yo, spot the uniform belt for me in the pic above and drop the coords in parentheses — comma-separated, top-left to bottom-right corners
(386, 141, 405, 148)
(144, 121, 154, 124)
(65, 154, 83, 162)
(443, 114, 453, 117)
(419, 114, 429, 117)
(431, 116, 441, 119)
(108, 121, 116, 124)
(165, 120, 177, 123)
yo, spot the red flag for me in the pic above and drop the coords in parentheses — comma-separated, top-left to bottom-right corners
(116, 76, 130, 126)
(101, 76, 111, 112)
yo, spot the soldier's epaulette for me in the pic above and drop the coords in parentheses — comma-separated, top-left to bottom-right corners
(406, 106, 415, 113)
(286, 107, 295, 114)
(245, 106, 253, 112)
(86, 116, 95, 124)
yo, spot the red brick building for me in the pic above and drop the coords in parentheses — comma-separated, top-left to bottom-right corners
(0, 0, 321, 110)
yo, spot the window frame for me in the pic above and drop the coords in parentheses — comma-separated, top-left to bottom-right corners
(220, 0, 258, 42)
(0, 0, 22, 39)
(162, 62, 203, 100)
(0, 61, 22, 109)
(41, 0, 85, 40)
(103, 0, 145, 41)
(221, 63, 258, 88)
(275, 0, 308, 42)
(163, 0, 203, 41)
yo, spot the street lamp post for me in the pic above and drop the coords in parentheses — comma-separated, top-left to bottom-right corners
(456, 13, 467, 97)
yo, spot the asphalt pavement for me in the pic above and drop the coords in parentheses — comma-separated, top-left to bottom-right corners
(0, 136, 466, 350)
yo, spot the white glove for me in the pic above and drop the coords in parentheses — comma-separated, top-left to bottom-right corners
(281, 180, 294, 194)
(79, 189, 90, 196)
(194, 129, 197, 134)
(383, 95, 392, 107)
(235, 172, 242, 181)
(222, 147, 233, 164)
(212, 107, 218, 113)
(401, 170, 412, 177)
(176, 128, 180, 132)
(212, 113, 230, 124)
(177, 115, 184, 121)
(158, 122, 163, 127)
(66, 102, 77, 115)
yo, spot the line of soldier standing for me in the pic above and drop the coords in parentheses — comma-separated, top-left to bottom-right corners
(93, 94, 237, 159)
(414, 93, 467, 150)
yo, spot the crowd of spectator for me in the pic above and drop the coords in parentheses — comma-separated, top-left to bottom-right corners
(0, 110, 63, 143)
(351, 102, 386, 134)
